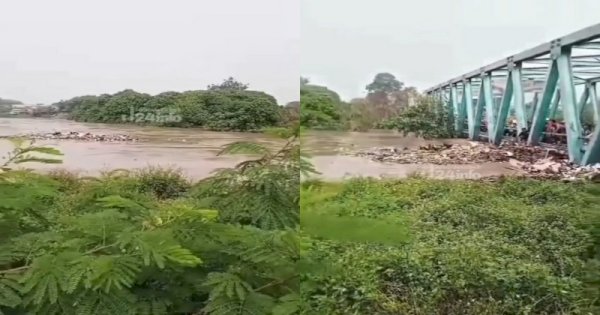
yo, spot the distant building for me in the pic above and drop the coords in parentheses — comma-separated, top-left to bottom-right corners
(9, 104, 33, 115)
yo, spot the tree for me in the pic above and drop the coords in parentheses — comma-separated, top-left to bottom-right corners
(383, 96, 455, 139)
(53, 88, 282, 131)
(207, 77, 249, 91)
(0, 98, 22, 105)
(100, 90, 152, 122)
(300, 84, 342, 129)
(365, 73, 413, 121)
(285, 101, 299, 109)
(343, 98, 380, 131)
(365, 72, 403, 94)
(280, 102, 300, 127)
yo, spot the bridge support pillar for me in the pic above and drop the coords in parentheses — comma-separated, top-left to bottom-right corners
(557, 47, 584, 164)
(491, 68, 514, 145)
(462, 79, 474, 138)
(529, 60, 558, 146)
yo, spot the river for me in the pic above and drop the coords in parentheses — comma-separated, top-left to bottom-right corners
(0, 118, 516, 180)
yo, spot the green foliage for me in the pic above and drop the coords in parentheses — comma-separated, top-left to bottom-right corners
(190, 125, 313, 230)
(1, 138, 63, 172)
(0, 130, 303, 314)
(300, 84, 343, 129)
(131, 167, 191, 200)
(301, 178, 600, 314)
(56, 85, 281, 131)
(300, 74, 420, 131)
(366, 72, 404, 94)
(382, 96, 455, 138)
(207, 77, 249, 91)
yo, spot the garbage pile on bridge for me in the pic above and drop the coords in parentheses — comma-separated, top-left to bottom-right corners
(355, 140, 600, 181)
(1, 131, 138, 142)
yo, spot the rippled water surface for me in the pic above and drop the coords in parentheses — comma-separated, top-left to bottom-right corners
(0, 118, 517, 179)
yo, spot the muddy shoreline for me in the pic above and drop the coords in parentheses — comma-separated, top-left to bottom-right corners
(0, 131, 138, 142)
(353, 140, 600, 181)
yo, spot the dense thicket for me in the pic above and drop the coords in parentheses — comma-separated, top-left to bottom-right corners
(301, 178, 600, 314)
(54, 89, 284, 131)
(0, 129, 303, 315)
(299, 83, 343, 130)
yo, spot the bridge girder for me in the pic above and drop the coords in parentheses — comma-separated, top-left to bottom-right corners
(426, 23, 600, 165)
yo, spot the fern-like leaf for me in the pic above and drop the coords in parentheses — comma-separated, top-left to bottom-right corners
(0, 276, 22, 308)
(204, 272, 252, 301)
(272, 293, 300, 315)
(217, 141, 272, 156)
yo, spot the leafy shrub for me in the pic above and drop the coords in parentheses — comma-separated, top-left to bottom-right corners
(190, 124, 308, 230)
(132, 167, 191, 200)
(382, 96, 456, 139)
(301, 178, 600, 314)
(300, 84, 343, 129)
(0, 133, 302, 315)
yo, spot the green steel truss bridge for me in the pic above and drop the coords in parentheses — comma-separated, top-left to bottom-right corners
(425, 23, 600, 165)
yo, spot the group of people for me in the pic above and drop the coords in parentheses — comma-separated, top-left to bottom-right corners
(474, 118, 592, 144)
(514, 119, 593, 144)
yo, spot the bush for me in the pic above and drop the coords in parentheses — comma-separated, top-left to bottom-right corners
(0, 136, 301, 314)
(132, 167, 191, 199)
(301, 178, 600, 315)
(382, 96, 456, 139)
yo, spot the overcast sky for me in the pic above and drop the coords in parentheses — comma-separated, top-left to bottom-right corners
(0, 0, 299, 105)
(302, 0, 600, 101)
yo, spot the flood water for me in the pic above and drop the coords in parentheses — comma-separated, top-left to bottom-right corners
(304, 130, 517, 180)
(0, 118, 516, 180)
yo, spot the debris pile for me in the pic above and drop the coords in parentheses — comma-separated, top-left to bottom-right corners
(356, 141, 566, 165)
(508, 158, 600, 181)
(1, 131, 138, 142)
(356, 140, 600, 181)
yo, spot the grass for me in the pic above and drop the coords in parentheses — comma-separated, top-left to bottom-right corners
(301, 181, 411, 245)
(300, 177, 600, 315)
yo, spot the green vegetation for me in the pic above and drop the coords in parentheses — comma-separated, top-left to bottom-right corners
(56, 89, 281, 131)
(380, 96, 456, 139)
(301, 177, 600, 314)
(0, 127, 304, 314)
(300, 73, 420, 131)
(299, 79, 343, 130)
(52, 78, 295, 132)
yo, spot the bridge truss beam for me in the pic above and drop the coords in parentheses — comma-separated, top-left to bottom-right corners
(425, 23, 600, 165)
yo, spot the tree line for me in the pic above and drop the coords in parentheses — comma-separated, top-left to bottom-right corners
(53, 78, 295, 132)
(300, 73, 419, 131)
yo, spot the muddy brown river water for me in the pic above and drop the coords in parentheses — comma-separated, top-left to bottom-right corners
(0, 118, 517, 180)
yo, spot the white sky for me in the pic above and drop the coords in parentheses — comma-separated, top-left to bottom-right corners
(0, 0, 299, 105)
(302, 0, 600, 100)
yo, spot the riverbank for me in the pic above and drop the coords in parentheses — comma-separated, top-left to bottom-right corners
(0, 118, 523, 180)
(355, 140, 600, 181)
(0, 131, 138, 142)
(301, 178, 600, 314)
(0, 118, 287, 179)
